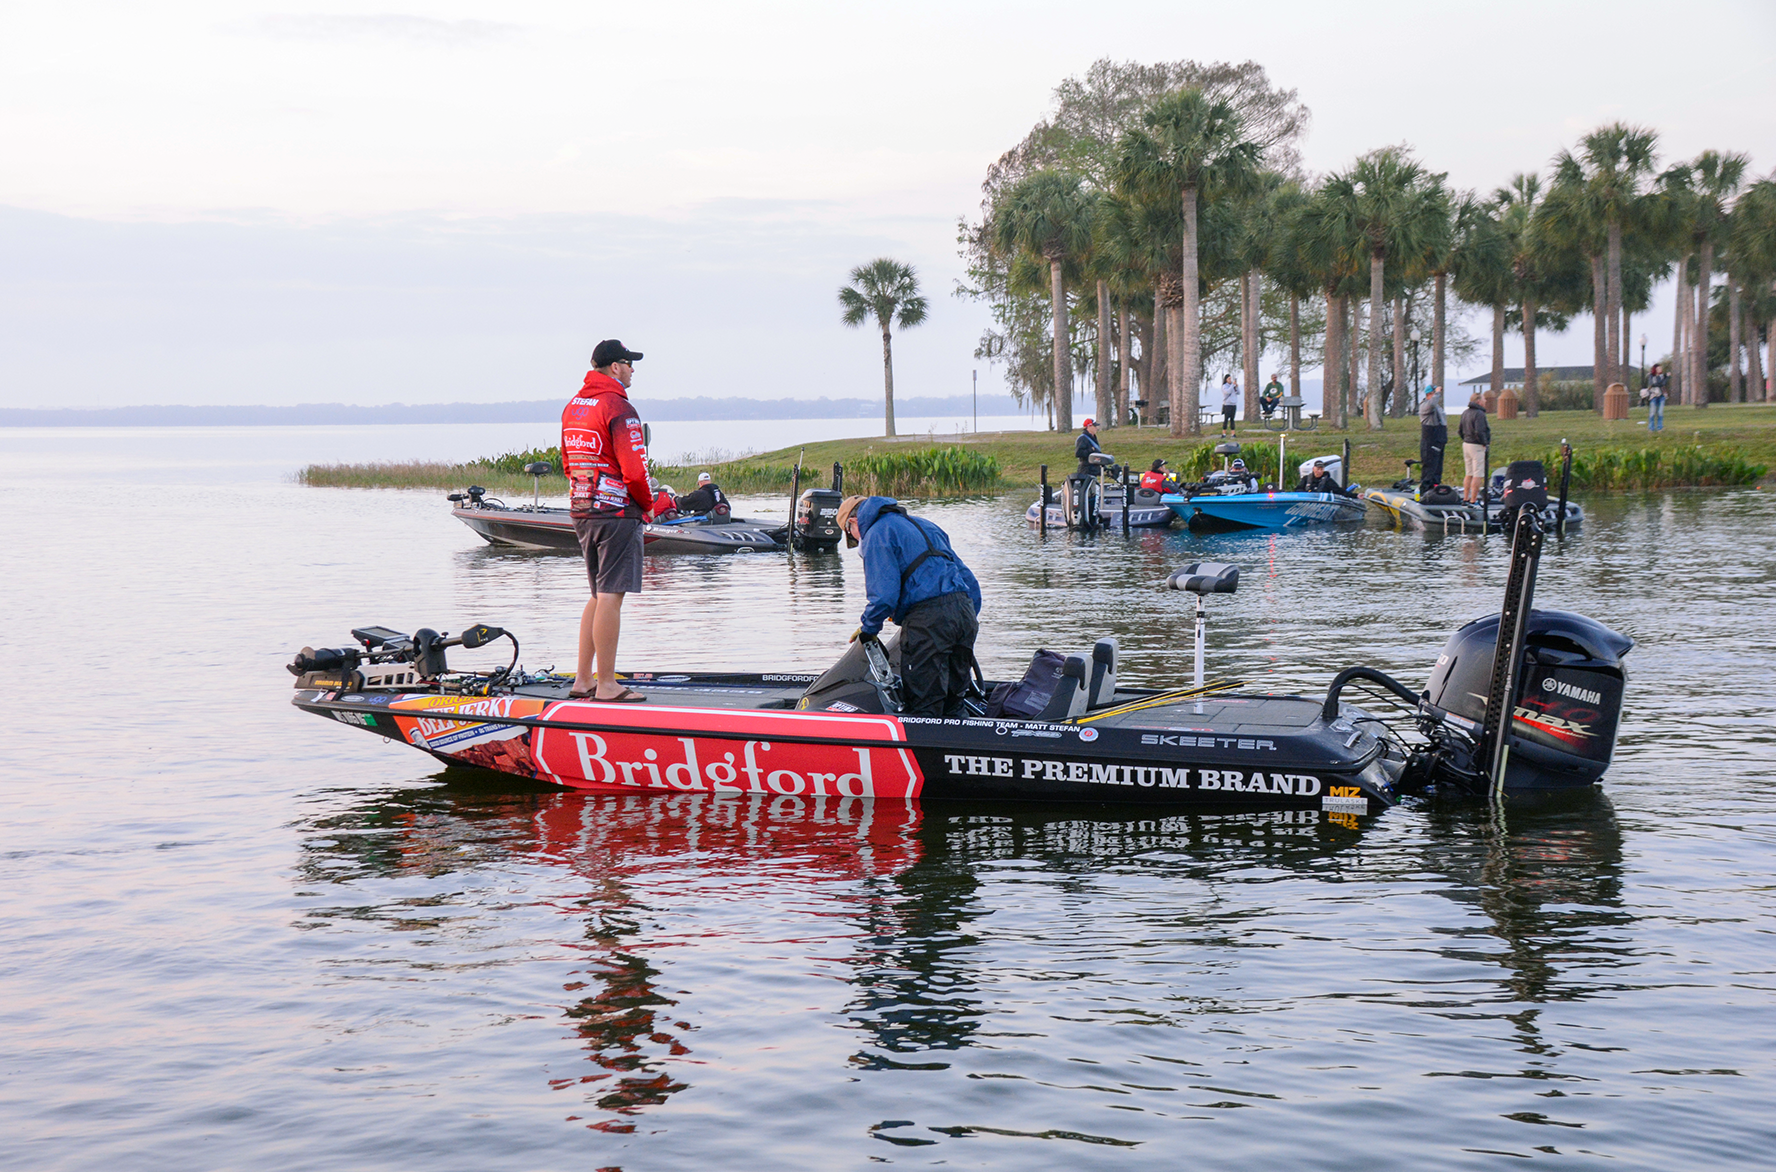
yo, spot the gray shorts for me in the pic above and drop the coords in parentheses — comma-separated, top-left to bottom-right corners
(1462, 442, 1487, 478)
(573, 516, 644, 595)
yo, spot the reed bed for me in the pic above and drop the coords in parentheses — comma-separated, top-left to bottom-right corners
(1538, 444, 1767, 490)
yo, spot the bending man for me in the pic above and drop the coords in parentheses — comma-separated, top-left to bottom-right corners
(834, 496, 982, 719)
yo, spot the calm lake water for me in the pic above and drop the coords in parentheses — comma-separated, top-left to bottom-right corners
(3, 424, 1774, 1170)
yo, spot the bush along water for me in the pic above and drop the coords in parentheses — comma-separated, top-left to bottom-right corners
(1539, 444, 1767, 490)
(845, 447, 1004, 497)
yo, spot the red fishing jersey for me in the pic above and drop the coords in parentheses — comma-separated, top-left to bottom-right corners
(561, 371, 651, 519)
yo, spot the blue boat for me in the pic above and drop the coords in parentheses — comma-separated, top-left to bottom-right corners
(1162, 489, 1367, 532)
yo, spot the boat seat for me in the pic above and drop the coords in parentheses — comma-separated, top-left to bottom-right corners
(1087, 638, 1117, 708)
(1036, 654, 1090, 722)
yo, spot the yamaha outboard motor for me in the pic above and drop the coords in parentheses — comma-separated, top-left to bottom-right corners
(1495, 460, 1549, 528)
(1424, 610, 1633, 791)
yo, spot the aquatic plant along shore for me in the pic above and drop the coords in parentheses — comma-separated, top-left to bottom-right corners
(299, 402, 1773, 497)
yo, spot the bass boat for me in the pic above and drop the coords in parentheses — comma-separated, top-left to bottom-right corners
(290, 520, 1631, 812)
(449, 486, 790, 555)
(1025, 453, 1176, 531)
(1366, 452, 1584, 534)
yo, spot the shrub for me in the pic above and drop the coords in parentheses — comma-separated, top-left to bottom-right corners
(1537, 444, 1766, 490)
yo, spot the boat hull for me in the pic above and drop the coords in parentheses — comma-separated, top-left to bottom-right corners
(1024, 501, 1177, 529)
(293, 678, 1397, 816)
(1364, 488, 1583, 533)
(1162, 491, 1367, 531)
(453, 504, 788, 554)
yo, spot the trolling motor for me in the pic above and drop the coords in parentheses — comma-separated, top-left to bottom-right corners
(288, 623, 519, 692)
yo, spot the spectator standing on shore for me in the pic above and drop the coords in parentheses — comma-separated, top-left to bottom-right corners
(1645, 364, 1669, 434)
(1418, 385, 1448, 492)
(1458, 392, 1491, 504)
(834, 495, 982, 718)
(1220, 375, 1240, 436)
(562, 339, 653, 703)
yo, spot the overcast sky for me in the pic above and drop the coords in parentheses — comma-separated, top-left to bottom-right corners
(2, 0, 1772, 409)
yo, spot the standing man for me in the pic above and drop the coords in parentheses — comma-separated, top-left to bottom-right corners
(1417, 385, 1447, 493)
(1220, 374, 1240, 436)
(562, 339, 653, 703)
(1073, 418, 1102, 473)
(1458, 392, 1491, 505)
(833, 495, 982, 718)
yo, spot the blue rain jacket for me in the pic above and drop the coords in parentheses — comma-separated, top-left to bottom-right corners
(854, 497, 982, 636)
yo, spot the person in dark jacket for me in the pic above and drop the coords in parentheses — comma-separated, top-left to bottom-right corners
(1073, 419, 1102, 473)
(834, 495, 983, 718)
(1417, 385, 1447, 493)
(1296, 459, 1341, 494)
(1458, 393, 1492, 503)
(676, 472, 728, 515)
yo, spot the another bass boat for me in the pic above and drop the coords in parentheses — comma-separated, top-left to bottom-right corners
(1025, 453, 1176, 531)
(289, 520, 1631, 811)
(1366, 450, 1583, 534)
(1160, 445, 1365, 532)
(450, 484, 790, 555)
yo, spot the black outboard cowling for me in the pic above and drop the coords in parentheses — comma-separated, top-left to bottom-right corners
(794, 487, 843, 551)
(1495, 460, 1549, 527)
(1425, 609, 1633, 791)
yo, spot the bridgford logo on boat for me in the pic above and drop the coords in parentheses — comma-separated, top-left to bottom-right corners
(529, 702, 923, 796)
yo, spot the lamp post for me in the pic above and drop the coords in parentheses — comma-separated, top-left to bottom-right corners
(972, 369, 977, 432)
(1639, 334, 1647, 390)
(1409, 326, 1422, 401)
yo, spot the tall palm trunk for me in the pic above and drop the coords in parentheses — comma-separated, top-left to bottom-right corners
(1323, 289, 1341, 427)
(1149, 301, 1166, 405)
(1728, 281, 1743, 401)
(1050, 258, 1073, 431)
(1177, 185, 1202, 437)
(1366, 254, 1385, 429)
(1522, 294, 1539, 417)
(1491, 304, 1505, 400)
(1607, 220, 1624, 395)
(1342, 298, 1356, 426)
(1673, 264, 1688, 404)
(1695, 241, 1713, 408)
(1242, 268, 1261, 424)
(1433, 272, 1447, 393)
(1749, 311, 1767, 401)
(1590, 253, 1607, 409)
(1095, 279, 1113, 426)
(1289, 293, 1301, 399)
(880, 324, 897, 438)
(1622, 306, 1633, 389)
(1389, 296, 1405, 416)
(1115, 304, 1132, 425)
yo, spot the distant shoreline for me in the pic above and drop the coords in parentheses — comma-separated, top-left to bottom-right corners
(0, 394, 1032, 428)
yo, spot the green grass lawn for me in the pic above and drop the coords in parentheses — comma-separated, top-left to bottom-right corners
(299, 402, 1775, 497)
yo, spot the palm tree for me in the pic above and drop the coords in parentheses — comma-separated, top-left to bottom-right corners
(1336, 147, 1447, 429)
(839, 258, 928, 438)
(1440, 193, 1503, 396)
(1578, 125, 1659, 393)
(1679, 150, 1750, 408)
(1496, 174, 1549, 415)
(992, 170, 1095, 431)
(1730, 179, 1776, 401)
(1115, 87, 1262, 437)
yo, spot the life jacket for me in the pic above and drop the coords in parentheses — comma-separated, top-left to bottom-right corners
(561, 372, 651, 518)
(1139, 470, 1169, 492)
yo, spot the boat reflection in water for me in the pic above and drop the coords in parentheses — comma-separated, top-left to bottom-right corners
(294, 776, 1375, 1134)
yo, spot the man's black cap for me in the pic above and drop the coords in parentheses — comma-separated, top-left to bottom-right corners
(1149, 458, 1167, 472)
(592, 339, 644, 367)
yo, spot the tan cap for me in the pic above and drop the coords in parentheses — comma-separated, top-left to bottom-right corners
(835, 495, 868, 547)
